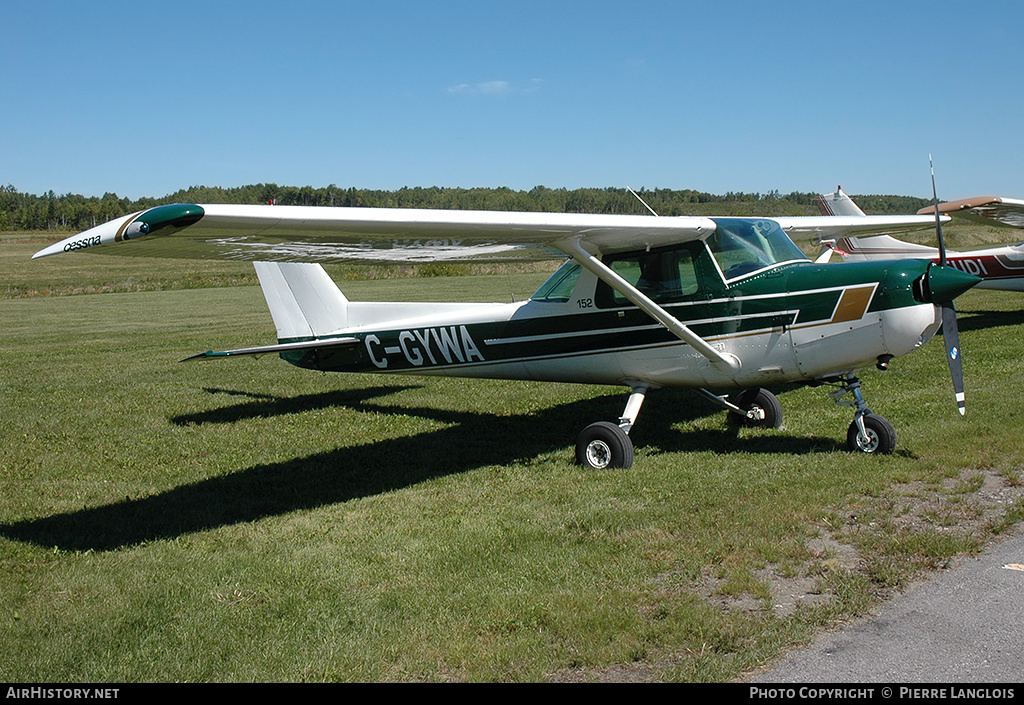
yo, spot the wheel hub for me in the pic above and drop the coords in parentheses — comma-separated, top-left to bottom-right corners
(585, 440, 612, 469)
(855, 429, 880, 452)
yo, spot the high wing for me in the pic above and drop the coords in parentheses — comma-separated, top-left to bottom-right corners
(917, 196, 1024, 229)
(33, 202, 943, 265)
(773, 214, 942, 242)
(33, 204, 714, 263)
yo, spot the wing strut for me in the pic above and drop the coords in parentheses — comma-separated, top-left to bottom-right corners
(559, 237, 741, 373)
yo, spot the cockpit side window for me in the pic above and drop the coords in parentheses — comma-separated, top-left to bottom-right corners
(596, 245, 700, 308)
(530, 261, 582, 302)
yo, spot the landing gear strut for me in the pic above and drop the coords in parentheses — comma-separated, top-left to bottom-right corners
(696, 387, 783, 429)
(828, 375, 896, 454)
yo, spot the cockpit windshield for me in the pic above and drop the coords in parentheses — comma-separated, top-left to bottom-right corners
(707, 218, 809, 281)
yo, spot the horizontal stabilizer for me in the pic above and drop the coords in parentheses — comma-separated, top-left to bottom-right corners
(182, 336, 359, 362)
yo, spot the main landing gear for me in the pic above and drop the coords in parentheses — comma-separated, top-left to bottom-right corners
(719, 387, 783, 430)
(575, 385, 647, 469)
(574, 384, 785, 470)
(574, 375, 897, 469)
(575, 421, 634, 470)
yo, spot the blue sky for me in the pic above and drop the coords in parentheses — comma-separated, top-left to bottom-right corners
(3, 0, 1022, 201)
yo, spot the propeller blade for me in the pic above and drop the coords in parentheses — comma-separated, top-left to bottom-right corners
(930, 154, 947, 267)
(941, 302, 966, 415)
(931, 157, 965, 414)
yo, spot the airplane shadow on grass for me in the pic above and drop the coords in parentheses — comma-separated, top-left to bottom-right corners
(1, 384, 841, 552)
(956, 307, 1024, 333)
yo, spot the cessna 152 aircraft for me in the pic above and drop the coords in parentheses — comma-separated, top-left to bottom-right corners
(33, 193, 981, 468)
(815, 187, 1024, 291)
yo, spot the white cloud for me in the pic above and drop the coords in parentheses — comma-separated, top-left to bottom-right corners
(477, 80, 511, 94)
(446, 79, 541, 95)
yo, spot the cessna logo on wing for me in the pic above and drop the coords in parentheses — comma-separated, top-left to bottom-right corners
(63, 235, 102, 252)
(365, 325, 485, 369)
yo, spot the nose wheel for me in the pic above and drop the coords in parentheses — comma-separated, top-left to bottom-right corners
(846, 413, 896, 454)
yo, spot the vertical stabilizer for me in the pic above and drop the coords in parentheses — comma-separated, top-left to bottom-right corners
(253, 262, 349, 340)
(815, 186, 867, 216)
(815, 186, 869, 262)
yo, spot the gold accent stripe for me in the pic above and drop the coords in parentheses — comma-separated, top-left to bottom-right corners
(831, 285, 876, 324)
(114, 216, 134, 243)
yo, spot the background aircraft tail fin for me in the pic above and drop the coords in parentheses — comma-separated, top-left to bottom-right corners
(815, 186, 867, 217)
(254, 261, 349, 340)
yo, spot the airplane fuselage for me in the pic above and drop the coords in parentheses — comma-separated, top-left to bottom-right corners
(280, 257, 944, 392)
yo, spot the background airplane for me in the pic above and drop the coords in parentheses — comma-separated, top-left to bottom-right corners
(33, 198, 980, 467)
(815, 188, 1024, 292)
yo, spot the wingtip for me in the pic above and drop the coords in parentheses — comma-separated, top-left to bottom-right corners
(32, 243, 62, 259)
(180, 350, 218, 362)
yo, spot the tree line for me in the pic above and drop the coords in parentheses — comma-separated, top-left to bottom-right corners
(0, 183, 932, 232)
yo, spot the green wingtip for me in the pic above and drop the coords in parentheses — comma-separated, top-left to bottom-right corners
(129, 204, 205, 239)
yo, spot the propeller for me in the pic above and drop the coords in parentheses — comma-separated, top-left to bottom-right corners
(930, 156, 966, 415)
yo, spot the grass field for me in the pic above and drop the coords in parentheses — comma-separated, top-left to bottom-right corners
(2, 232, 1023, 682)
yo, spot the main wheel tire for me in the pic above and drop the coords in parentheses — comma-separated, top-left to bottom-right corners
(730, 388, 783, 429)
(575, 421, 634, 469)
(846, 414, 896, 454)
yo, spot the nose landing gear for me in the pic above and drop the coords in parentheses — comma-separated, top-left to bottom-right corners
(828, 375, 897, 454)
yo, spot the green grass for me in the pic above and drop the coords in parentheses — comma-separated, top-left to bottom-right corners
(1, 235, 1023, 682)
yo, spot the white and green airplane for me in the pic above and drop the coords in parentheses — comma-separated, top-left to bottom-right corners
(34, 197, 980, 468)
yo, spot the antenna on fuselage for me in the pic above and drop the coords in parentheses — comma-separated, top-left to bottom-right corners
(627, 187, 659, 216)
